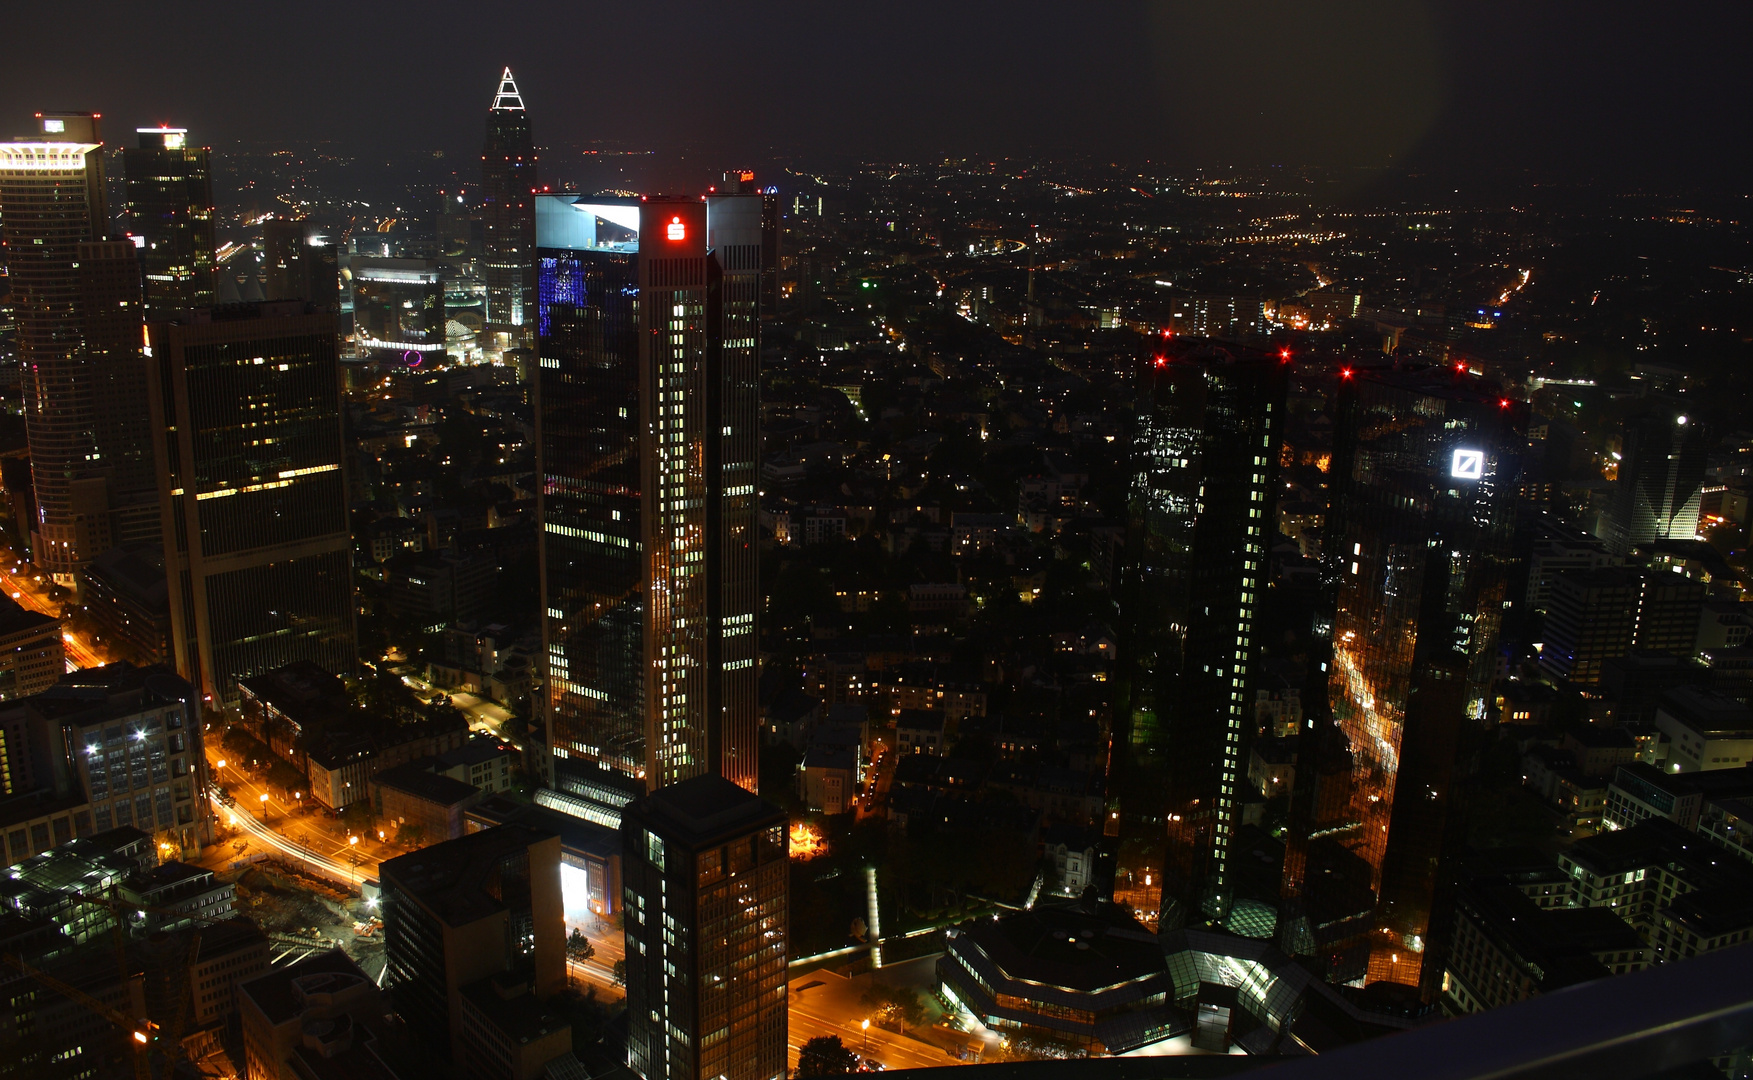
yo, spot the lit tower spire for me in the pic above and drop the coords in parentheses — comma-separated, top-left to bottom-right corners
(491, 67, 525, 111)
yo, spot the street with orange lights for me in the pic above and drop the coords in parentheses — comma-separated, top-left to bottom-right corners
(0, 556, 110, 671)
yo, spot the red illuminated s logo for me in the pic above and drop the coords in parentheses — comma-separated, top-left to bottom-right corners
(667, 216, 686, 241)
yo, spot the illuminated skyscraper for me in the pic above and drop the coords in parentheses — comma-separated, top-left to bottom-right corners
(535, 191, 764, 815)
(1117, 340, 1286, 924)
(0, 112, 115, 580)
(123, 126, 216, 320)
(1280, 365, 1525, 994)
(482, 68, 537, 352)
(145, 302, 356, 701)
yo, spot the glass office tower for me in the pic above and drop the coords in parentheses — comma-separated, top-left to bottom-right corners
(536, 192, 763, 815)
(145, 302, 356, 701)
(123, 126, 216, 321)
(482, 68, 537, 352)
(1117, 341, 1286, 925)
(1280, 365, 1525, 994)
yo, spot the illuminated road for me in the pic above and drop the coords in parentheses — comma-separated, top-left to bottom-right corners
(787, 968, 976, 1072)
(208, 757, 391, 890)
(787, 1006, 962, 1072)
(0, 558, 109, 671)
(214, 788, 372, 887)
(567, 955, 625, 1000)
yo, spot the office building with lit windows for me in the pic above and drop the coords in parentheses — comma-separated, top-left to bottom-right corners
(351, 256, 445, 357)
(621, 775, 787, 1080)
(1280, 365, 1526, 995)
(25, 663, 211, 853)
(123, 126, 216, 320)
(482, 68, 537, 352)
(535, 191, 764, 813)
(144, 302, 356, 702)
(0, 112, 157, 581)
(1117, 340, 1286, 925)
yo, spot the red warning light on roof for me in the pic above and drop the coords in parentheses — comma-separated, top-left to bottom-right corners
(1340, 367, 1354, 379)
(667, 216, 686, 241)
(1499, 398, 1512, 408)
(1153, 355, 1167, 368)
(1279, 348, 1292, 361)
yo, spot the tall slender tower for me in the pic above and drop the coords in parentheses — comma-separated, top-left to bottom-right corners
(535, 190, 764, 816)
(1280, 364, 1525, 995)
(123, 127, 216, 320)
(482, 68, 537, 353)
(0, 113, 112, 581)
(145, 302, 356, 702)
(1116, 340, 1286, 925)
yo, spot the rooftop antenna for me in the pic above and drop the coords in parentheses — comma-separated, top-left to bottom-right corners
(491, 67, 525, 112)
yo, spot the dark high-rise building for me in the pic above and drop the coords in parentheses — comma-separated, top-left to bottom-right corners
(0, 112, 114, 581)
(1603, 407, 1707, 557)
(380, 824, 568, 1074)
(144, 302, 356, 702)
(122, 126, 216, 320)
(1538, 567, 1642, 685)
(482, 67, 537, 353)
(1281, 365, 1526, 995)
(262, 216, 340, 311)
(1538, 566, 1705, 686)
(1117, 340, 1286, 923)
(77, 239, 160, 547)
(621, 775, 787, 1080)
(535, 192, 764, 812)
(718, 170, 781, 319)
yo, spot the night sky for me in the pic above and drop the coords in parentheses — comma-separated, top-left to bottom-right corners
(5, 1, 1749, 189)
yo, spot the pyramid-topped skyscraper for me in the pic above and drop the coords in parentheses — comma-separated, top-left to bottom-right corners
(482, 67, 536, 353)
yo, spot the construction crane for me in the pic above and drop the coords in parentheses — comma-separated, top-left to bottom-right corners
(1, 952, 154, 1080)
(66, 890, 337, 1070)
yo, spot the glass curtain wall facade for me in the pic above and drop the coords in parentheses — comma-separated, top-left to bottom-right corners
(537, 198, 646, 800)
(482, 68, 536, 351)
(123, 127, 216, 321)
(146, 304, 356, 702)
(1280, 366, 1525, 995)
(1117, 342, 1286, 925)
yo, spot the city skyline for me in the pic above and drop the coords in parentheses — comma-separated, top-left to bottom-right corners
(0, 30, 1748, 1080)
(1, 4, 1750, 192)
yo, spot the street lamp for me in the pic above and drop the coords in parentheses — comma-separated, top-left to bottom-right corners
(259, 792, 270, 822)
(862, 1019, 870, 1052)
(348, 835, 360, 887)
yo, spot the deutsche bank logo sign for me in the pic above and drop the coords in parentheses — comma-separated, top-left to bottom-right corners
(1451, 449, 1485, 480)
